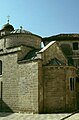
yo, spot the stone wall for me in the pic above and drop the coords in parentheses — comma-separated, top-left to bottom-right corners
(65, 67, 77, 111)
(43, 65, 77, 113)
(0, 49, 43, 113)
(40, 42, 67, 65)
(0, 38, 4, 50)
(0, 77, 2, 111)
(58, 40, 79, 52)
(18, 59, 43, 113)
(58, 41, 79, 67)
(0, 52, 19, 112)
(4, 34, 41, 49)
(38, 60, 43, 113)
(17, 46, 32, 60)
(0, 42, 77, 113)
(0, 34, 41, 50)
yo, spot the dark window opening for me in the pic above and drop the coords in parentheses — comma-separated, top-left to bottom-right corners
(73, 42, 78, 50)
(70, 78, 74, 91)
(0, 61, 2, 75)
(68, 57, 73, 66)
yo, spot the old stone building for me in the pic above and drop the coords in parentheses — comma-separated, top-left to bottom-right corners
(0, 21, 78, 113)
(43, 34, 79, 112)
(43, 34, 79, 69)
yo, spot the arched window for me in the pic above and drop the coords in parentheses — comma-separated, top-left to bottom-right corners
(0, 61, 2, 75)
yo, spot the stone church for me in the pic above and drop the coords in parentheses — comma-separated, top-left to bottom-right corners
(0, 20, 79, 113)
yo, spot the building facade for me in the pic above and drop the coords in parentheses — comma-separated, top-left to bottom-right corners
(0, 22, 78, 113)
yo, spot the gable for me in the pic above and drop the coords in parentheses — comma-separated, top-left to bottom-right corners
(38, 41, 67, 65)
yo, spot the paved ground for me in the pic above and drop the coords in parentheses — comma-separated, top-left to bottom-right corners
(0, 112, 79, 120)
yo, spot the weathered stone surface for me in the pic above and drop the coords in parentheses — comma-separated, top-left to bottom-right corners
(0, 32, 78, 114)
(43, 66, 77, 113)
(0, 113, 73, 120)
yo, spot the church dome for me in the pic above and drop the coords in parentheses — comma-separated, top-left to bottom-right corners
(2, 23, 14, 31)
(11, 28, 32, 34)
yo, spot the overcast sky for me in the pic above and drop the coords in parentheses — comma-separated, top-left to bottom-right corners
(0, 0, 79, 37)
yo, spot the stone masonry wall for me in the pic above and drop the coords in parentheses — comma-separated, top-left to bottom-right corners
(41, 42, 67, 65)
(38, 60, 43, 113)
(5, 34, 41, 49)
(65, 67, 77, 111)
(18, 59, 43, 113)
(0, 52, 19, 112)
(43, 66, 77, 113)
(0, 34, 41, 51)
(0, 77, 2, 111)
(43, 66, 66, 113)
(0, 50, 43, 113)
(18, 46, 32, 60)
